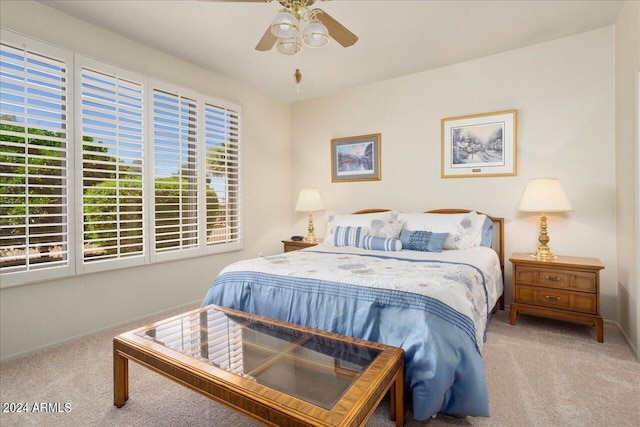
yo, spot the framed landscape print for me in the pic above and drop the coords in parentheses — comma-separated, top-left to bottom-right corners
(441, 110, 517, 178)
(331, 133, 381, 182)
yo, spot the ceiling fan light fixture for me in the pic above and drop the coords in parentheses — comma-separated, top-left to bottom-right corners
(270, 10, 299, 39)
(276, 37, 302, 55)
(302, 21, 329, 48)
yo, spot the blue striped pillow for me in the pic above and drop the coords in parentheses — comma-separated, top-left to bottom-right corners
(361, 235, 402, 251)
(333, 226, 365, 247)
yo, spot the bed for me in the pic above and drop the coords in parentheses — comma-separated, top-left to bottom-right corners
(202, 209, 504, 420)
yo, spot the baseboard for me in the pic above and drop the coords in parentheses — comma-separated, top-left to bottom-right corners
(606, 318, 639, 359)
(505, 302, 638, 359)
(0, 300, 201, 363)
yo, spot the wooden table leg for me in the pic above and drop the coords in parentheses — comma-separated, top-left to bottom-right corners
(509, 305, 518, 325)
(389, 369, 404, 426)
(113, 346, 129, 408)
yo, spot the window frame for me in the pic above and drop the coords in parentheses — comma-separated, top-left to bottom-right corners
(0, 31, 75, 288)
(149, 79, 244, 263)
(74, 56, 148, 275)
(149, 79, 204, 264)
(201, 96, 243, 255)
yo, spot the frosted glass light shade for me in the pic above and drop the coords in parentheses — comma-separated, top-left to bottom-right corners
(518, 178, 573, 212)
(302, 21, 329, 48)
(276, 37, 302, 55)
(270, 10, 299, 39)
(295, 188, 325, 212)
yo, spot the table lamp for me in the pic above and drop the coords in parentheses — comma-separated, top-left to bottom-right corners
(518, 178, 573, 260)
(295, 188, 325, 243)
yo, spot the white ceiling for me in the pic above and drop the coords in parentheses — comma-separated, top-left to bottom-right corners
(38, 0, 624, 103)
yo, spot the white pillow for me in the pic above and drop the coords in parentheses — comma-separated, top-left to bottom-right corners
(398, 212, 466, 232)
(397, 211, 486, 250)
(325, 211, 397, 245)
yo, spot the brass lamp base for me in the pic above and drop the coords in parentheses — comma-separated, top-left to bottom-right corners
(531, 247, 557, 260)
(304, 212, 318, 243)
(531, 212, 557, 260)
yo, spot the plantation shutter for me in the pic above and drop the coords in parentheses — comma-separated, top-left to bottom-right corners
(0, 41, 72, 283)
(152, 87, 200, 256)
(78, 63, 145, 268)
(204, 100, 242, 248)
(2, 32, 243, 287)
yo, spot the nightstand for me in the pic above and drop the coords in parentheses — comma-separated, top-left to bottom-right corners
(282, 239, 320, 252)
(509, 252, 605, 342)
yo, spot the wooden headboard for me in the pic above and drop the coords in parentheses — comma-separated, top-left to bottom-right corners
(354, 208, 505, 310)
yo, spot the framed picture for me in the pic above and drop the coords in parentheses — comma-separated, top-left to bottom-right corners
(331, 133, 381, 182)
(441, 110, 517, 178)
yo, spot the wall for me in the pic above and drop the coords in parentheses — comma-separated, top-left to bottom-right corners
(292, 28, 618, 319)
(615, 0, 640, 357)
(0, 1, 292, 361)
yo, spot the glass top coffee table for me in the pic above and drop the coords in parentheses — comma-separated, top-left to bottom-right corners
(114, 305, 404, 426)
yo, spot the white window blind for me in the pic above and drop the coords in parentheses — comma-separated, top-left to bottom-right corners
(152, 88, 200, 254)
(1, 32, 242, 288)
(0, 41, 72, 282)
(79, 65, 145, 267)
(204, 100, 241, 247)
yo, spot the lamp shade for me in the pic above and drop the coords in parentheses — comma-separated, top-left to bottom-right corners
(295, 188, 325, 212)
(518, 178, 573, 212)
(276, 37, 302, 55)
(270, 10, 299, 39)
(302, 21, 330, 48)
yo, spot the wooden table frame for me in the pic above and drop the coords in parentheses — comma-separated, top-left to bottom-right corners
(114, 305, 405, 427)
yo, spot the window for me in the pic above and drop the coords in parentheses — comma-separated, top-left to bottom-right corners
(0, 32, 242, 287)
(150, 81, 243, 262)
(0, 38, 74, 286)
(78, 59, 146, 273)
(204, 100, 241, 248)
(151, 86, 200, 256)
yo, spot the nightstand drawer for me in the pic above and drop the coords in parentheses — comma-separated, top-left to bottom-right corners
(514, 267, 596, 293)
(515, 285, 597, 314)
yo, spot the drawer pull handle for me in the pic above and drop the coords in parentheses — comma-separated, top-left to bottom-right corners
(544, 275, 561, 282)
(545, 295, 562, 301)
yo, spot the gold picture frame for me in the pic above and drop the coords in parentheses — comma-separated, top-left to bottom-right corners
(331, 133, 381, 183)
(441, 110, 517, 178)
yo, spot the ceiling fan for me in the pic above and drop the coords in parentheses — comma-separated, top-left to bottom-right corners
(207, 0, 358, 55)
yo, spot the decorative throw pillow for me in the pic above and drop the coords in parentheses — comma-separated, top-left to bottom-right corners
(333, 226, 367, 247)
(360, 235, 402, 251)
(324, 211, 397, 245)
(370, 219, 404, 239)
(400, 230, 448, 253)
(443, 211, 485, 250)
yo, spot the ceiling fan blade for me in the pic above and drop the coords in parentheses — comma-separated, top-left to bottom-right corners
(317, 10, 358, 48)
(255, 25, 277, 51)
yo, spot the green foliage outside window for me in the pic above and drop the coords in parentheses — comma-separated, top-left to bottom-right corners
(1, 116, 220, 263)
(0, 118, 71, 253)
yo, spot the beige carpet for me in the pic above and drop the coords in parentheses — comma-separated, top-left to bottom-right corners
(1, 307, 638, 427)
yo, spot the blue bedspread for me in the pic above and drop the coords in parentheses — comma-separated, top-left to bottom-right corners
(202, 246, 500, 420)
